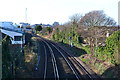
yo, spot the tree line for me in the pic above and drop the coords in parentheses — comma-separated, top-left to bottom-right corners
(51, 10, 119, 65)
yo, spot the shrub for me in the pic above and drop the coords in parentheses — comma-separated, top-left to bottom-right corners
(105, 31, 120, 64)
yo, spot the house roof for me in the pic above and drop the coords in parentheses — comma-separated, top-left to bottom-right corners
(0, 21, 24, 34)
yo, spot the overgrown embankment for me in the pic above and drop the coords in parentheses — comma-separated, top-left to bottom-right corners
(49, 25, 120, 78)
(16, 33, 39, 78)
(1, 32, 40, 78)
(2, 33, 25, 78)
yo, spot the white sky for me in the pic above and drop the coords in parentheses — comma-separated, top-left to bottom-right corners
(0, 0, 119, 25)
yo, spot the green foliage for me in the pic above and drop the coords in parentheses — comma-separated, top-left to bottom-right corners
(35, 25, 42, 31)
(2, 36, 13, 78)
(105, 30, 120, 64)
(80, 57, 89, 63)
(95, 46, 107, 61)
(52, 25, 83, 47)
(52, 22, 120, 65)
(2, 34, 25, 78)
(25, 33, 32, 45)
(94, 63, 106, 75)
(95, 31, 120, 64)
(46, 27, 53, 33)
(106, 31, 120, 53)
(52, 28, 61, 41)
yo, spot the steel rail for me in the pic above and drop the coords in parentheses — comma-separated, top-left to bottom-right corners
(49, 42, 80, 80)
(35, 35, 101, 80)
(52, 42, 95, 80)
(38, 36, 80, 79)
(43, 45, 47, 80)
(42, 40, 59, 80)
(70, 56, 93, 79)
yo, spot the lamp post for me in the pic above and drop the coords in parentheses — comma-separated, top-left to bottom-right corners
(68, 36, 73, 47)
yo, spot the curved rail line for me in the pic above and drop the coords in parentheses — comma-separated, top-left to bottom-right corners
(40, 37, 80, 80)
(43, 38, 95, 80)
(50, 42, 80, 80)
(57, 45, 93, 79)
(51, 41, 102, 80)
(37, 36, 101, 80)
(42, 39, 59, 80)
(43, 45, 47, 80)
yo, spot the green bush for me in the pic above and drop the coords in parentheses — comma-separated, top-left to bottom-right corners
(2, 36, 13, 78)
(95, 31, 120, 64)
(35, 25, 42, 32)
(105, 31, 120, 64)
(52, 26, 83, 47)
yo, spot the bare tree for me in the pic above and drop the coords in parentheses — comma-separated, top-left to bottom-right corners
(69, 13, 82, 24)
(79, 10, 116, 27)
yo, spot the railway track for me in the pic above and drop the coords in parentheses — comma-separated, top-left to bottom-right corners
(36, 35, 102, 80)
(51, 42, 94, 80)
(41, 40, 59, 80)
(43, 45, 47, 80)
(50, 40, 102, 80)
(40, 37, 80, 79)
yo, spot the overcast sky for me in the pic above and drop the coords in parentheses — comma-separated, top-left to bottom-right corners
(0, 0, 119, 25)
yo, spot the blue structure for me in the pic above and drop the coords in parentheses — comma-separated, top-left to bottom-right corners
(0, 22, 25, 44)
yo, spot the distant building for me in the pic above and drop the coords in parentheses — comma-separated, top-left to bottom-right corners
(19, 22, 33, 32)
(0, 21, 25, 44)
(31, 24, 42, 28)
(53, 22, 59, 27)
(31, 24, 36, 29)
(31, 24, 52, 28)
(0, 22, 17, 29)
(42, 24, 52, 27)
(19, 22, 30, 29)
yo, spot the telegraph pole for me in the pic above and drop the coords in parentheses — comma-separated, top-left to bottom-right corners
(25, 8, 27, 23)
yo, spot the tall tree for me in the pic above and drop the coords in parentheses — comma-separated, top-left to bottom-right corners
(35, 25, 42, 31)
(69, 13, 82, 24)
(79, 10, 116, 27)
(46, 27, 53, 34)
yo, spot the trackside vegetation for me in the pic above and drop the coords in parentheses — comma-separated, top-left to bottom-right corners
(52, 26, 120, 64)
(47, 10, 119, 77)
(2, 33, 39, 78)
(51, 25, 120, 77)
